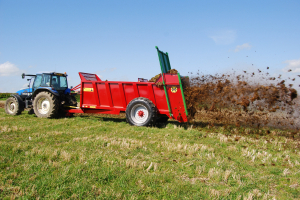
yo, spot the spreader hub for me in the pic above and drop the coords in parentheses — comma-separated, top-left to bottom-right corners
(138, 110, 144, 117)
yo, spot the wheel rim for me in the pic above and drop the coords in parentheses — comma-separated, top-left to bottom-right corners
(130, 104, 149, 124)
(37, 97, 50, 115)
(7, 101, 16, 113)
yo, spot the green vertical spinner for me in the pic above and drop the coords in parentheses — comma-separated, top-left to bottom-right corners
(156, 46, 172, 117)
(155, 46, 188, 117)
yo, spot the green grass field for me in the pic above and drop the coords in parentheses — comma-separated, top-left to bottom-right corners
(0, 106, 300, 199)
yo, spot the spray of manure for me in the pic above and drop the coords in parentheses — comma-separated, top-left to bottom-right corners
(183, 69, 299, 130)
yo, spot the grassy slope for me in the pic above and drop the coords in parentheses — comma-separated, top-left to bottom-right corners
(0, 108, 299, 199)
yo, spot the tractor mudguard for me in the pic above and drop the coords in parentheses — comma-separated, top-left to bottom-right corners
(64, 88, 71, 95)
(32, 88, 60, 100)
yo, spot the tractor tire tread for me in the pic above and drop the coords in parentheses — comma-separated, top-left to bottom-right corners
(5, 96, 24, 115)
(33, 91, 59, 118)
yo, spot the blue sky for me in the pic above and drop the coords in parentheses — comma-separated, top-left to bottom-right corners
(0, 0, 300, 92)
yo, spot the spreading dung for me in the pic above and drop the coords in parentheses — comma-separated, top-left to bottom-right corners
(183, 69, 299, 129)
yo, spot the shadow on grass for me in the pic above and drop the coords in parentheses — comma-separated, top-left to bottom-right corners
(158, 120, 225, 130)
(72, 113, 288, 137)
(102, 117, 126, 123)
(59, 113, 299, 139)
(74, 113, 223, 130)
(76, 114, 127, 123)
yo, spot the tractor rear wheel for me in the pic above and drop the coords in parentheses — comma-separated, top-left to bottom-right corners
(126, 97, 157, 126)
(5, 97, 24, 115)
(33, 91, 59, 118)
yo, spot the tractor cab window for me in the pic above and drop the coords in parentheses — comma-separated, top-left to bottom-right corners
(40, 74, 51, 87)
(32, 74, 42, 91)
(59, 76, 68, 88)
(51, 75, 68, 91)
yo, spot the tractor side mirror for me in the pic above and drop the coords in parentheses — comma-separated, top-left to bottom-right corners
(22, 73, 25, 79)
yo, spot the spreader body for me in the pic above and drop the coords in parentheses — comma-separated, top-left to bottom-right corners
(67, 72, 188, 123)
(67, 47, 189, 126)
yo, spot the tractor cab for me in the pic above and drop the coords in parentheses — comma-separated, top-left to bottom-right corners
(18, 72, 71, 101)
(32, 73, 68, 93)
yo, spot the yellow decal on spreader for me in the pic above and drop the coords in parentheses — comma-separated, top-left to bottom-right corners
(171, 86, 177, 93)
(90, 106, 96, 108)
(83, 88, 94, 92)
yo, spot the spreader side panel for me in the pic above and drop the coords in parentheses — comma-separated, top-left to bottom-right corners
(96, 83, 110, 107)
(81, 82, 97, 106)
(110, 83, 123, 108)
(152, 85, 169, 114)
(123, 84, 136, 105)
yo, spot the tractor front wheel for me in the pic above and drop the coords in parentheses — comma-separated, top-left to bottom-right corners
(5, 97, 24, 115)
(126, 97, 157, 126)
(33, 91, 59, 118)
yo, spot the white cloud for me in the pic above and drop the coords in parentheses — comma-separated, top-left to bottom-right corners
(282, 59, 300, 73)
(0, 61, 23, 76)
(209, 30, 236, 45)
(234, 43, 252, 52)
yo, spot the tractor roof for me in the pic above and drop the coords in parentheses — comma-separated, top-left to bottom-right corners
(22, 72, 67, 79)
(42, 72, 67, 77)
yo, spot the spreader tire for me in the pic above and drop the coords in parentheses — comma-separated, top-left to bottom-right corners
(126, 97, 157, 126)
(33, 91, 59, 118)
(5, 97, 24, 115)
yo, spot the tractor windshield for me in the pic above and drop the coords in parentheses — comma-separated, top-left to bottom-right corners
(51, 75, 68, 91)
(31, 74, 68, 91)
(33, 74, 43, 91)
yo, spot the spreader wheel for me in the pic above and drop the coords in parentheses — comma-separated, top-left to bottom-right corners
(126, 97, 157, 126)
(5, 97, 24, 115)
(33, 91, 59, 118)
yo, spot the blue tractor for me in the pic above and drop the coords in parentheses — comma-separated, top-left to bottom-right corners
(5, 72, 77, 118)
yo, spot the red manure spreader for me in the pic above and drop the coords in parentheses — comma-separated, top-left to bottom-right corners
(66, 47, 189, 126)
